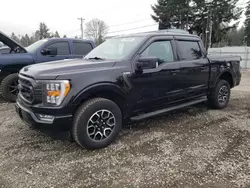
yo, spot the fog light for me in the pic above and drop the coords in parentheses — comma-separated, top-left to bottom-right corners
(36, 114, 54, 122)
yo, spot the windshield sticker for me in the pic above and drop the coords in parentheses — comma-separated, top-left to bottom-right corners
(121, 38, 135, 42)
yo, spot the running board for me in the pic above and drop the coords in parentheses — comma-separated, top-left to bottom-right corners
(130, 97, 207, 121)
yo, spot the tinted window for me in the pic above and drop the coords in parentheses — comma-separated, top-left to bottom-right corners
(178, 41, 202, 60)
(73, 42, 93, 55)
(46, 42, 70, 55)
(141, 41, 174, 64)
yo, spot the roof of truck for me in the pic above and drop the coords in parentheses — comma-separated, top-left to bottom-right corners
(114, 29, 200, 39)
(46, 37, 95, 44)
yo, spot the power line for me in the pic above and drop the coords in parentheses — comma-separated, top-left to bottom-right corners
(107, 24, 158, 34)
(64, 29, 81, 36)
(66, 18, 153, 37)
(109, 18, 152, 28)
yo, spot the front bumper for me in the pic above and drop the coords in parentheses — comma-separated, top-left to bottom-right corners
(15, 101, 73, 130)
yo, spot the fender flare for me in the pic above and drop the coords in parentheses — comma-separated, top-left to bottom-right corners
(213, 70, 234, 88)
(72, 83, 127, 105)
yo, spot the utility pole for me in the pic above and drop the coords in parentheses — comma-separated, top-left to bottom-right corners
(186, 0, 189, 31)
(205, 7, 213, 50)
(205, 15, 209, 50)
(208, 9, 213, 49)
(78, 17, 85, 39)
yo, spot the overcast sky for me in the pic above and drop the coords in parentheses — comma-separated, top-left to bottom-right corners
(0, 0, 247, 38)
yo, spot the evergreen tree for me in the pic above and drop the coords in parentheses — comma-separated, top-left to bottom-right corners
(25, 34, 31, 46)
(63, 35, 67, 38)
(245, 0, 250, 46)
(208, 0, 242, 47)
(151, 0, 191, 30)
(151, 0, 243, 46)
(49, 32, 54, 38)
(30, 31, 40, 44)
(227, 27, 245, 46)
(54, 31, 60, 38)
(20, 34, 30, 47)
(10, 32, 20, 43)
(38, 22, 50, 39)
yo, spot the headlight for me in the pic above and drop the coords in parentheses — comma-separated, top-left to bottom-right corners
(39, 80, 70, 106)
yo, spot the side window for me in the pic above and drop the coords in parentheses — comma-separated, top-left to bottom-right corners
(46, 42, 70, 55)
(73, 42, 93, 55)
(177, 41, 202, 60)
(141, 41, 174, 64)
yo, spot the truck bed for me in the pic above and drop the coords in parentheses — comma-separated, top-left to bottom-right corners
(208, 55, 241, 62)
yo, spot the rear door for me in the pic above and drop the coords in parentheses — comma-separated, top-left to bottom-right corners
(72, 41, 93, 58)
(37, 41, 72, 63)
(174, 37, 210, 99)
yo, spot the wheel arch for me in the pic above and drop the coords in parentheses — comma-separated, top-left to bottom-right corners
(217, 71, 234, 88)
(0, 64, 27, 83)
(72, 83, 128, 114)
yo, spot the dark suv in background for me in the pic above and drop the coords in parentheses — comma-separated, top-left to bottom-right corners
(0, 31, 95, 102)
(16, 30, 241, 149)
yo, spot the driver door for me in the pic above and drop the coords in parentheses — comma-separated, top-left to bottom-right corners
(129, 36, 182, 112)
(36, 41, 72, 63)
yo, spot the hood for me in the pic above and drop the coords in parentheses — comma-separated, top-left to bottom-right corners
(0, 31, 27, 52)
(20, 59, 116, 80)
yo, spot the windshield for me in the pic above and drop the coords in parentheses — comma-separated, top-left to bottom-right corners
(85, 37, 145, 60)
(26, 39, 48, 52)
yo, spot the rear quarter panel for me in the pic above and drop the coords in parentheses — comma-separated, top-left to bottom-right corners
(208, 55, 241, 88)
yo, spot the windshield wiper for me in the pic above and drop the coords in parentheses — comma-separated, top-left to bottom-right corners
(87, 57, 105, 60)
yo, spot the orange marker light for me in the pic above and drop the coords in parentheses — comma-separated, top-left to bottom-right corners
(64, 82, 70, 96)
(47, 90, 61, 96)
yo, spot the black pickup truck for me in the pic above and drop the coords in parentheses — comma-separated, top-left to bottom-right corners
(16, 30, 241, 149)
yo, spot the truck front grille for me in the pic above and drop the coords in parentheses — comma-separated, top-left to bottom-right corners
(18, 77, 34, 103)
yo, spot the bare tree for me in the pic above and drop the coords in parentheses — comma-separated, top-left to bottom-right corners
(84, 18, 108, 45)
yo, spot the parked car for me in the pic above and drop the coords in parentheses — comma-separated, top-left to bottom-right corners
(0, 31, 95, 102)
(16, 30, 241, 149)
(0, 46, 10, 54)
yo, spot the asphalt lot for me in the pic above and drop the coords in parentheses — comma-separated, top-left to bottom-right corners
(0, 72, 250, 188)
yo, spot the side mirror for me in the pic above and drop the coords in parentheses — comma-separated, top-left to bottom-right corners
(41, 47, 57, 56)
(136, 57, 158, 70)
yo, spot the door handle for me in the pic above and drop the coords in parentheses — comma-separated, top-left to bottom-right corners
(170, 70, 180, 75)
(200, 67, 208, 72)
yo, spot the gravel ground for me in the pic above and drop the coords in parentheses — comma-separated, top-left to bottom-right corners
(0, 72, 250, 188)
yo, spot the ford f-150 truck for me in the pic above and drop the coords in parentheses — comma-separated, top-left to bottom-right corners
(15, 30, 241, 149)
(0, 31, 95, 102)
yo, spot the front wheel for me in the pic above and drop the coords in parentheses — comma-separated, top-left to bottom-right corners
(72, 98, 122, 149)
(0, 73, 19, 102)
(208, 79, 231, 109)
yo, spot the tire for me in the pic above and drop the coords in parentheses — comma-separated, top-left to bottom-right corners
(0, 73, 19, 102)
(72, 98, 122, 149)
(208, 79, 231, 109)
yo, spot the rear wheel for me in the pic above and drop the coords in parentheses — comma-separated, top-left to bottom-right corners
(208, 79, 231, 109)
(0, 73, 19, 102)
(72, 98, 122, 149)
